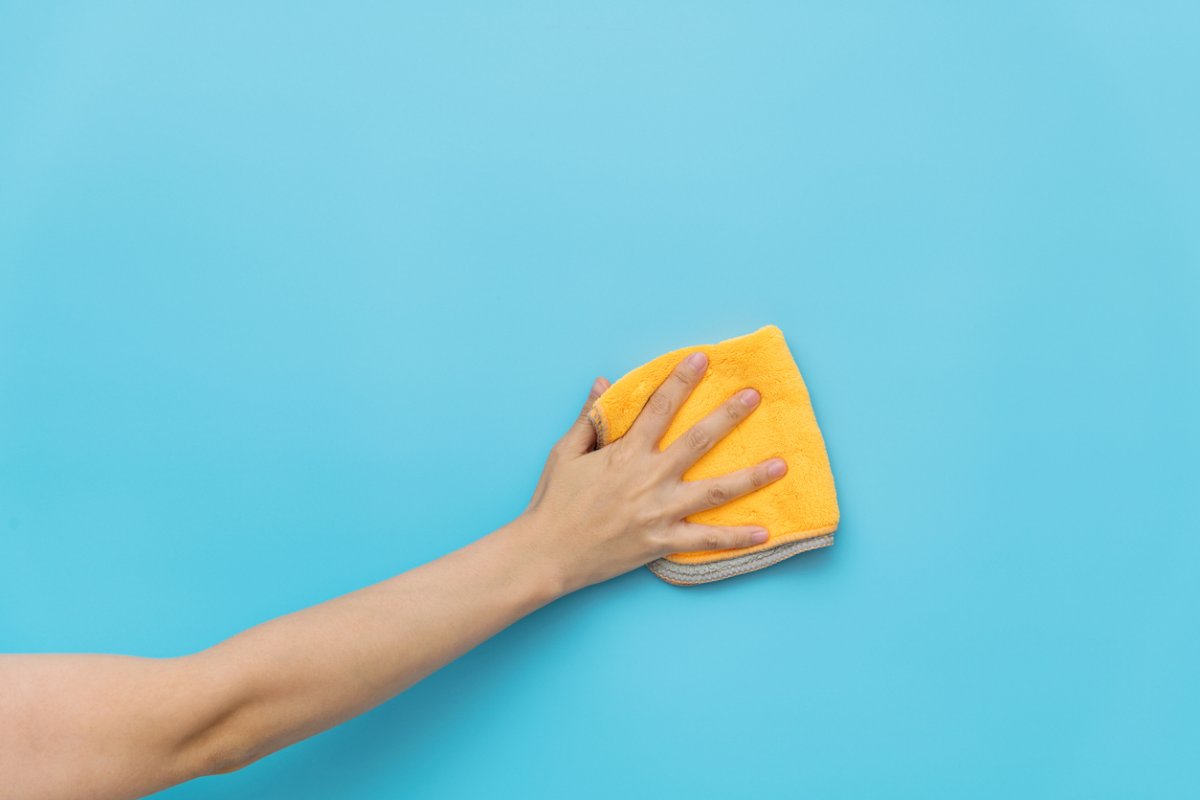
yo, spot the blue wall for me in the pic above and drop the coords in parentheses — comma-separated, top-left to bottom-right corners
(2, 3, 1197, 797)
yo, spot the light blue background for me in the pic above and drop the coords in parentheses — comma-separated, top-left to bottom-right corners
(2, 3, 1197, 798)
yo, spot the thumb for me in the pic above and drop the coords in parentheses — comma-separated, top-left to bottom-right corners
(558, 376, 610, 455)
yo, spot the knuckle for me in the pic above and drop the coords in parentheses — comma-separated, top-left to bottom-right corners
(723, 401, 742, 422)
(671, 367, 693, 386)
(636, 506, 666, 530)
(685, 426, 710, 452)
(704, 532, 721, 550)
(630, 487, 661, 518)
(705, 484, 728, 507)
(606, 440, 634, 466)
(647, 529, 674, 554)
(749, 466, 766, 489)
(647, 392, 673, 416)
(649, 453, 677, 482)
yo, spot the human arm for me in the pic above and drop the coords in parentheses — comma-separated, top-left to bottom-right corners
(0, 351, 786, 799)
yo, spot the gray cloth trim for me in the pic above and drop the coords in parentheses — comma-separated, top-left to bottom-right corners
(647, 533, 834, 586)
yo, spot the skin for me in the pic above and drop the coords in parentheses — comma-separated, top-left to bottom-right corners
(0, 351, 787, 800)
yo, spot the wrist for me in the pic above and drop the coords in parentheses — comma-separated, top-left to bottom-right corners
(500, 511, 572, 605)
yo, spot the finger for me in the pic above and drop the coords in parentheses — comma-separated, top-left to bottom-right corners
(673, 457, 787, 518)
(556, 376, 611, 456)
(663, 522, 770, 555)
(627, 351, 708, 450)
(662, 387, 761, 474)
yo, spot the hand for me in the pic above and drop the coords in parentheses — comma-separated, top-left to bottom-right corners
(519, 351, 788, 595)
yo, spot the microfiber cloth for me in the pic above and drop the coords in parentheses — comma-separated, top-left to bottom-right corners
(588, 324, 839, 585)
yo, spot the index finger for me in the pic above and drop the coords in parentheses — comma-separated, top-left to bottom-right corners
(626, 351, 708, 450)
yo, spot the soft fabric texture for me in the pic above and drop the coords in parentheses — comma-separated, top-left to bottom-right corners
(588, 325, 839, 585)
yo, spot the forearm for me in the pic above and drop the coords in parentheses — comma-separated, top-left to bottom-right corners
(3, 358, 766, 799)
(185, 513, 563, 773)
(0, 514, 565, 799)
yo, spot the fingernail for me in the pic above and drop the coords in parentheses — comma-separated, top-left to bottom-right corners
(767, 458, 787, 478)
(686, 351, 708, 371)
(739, 388, 760, 407)
(750, 528, 769, 544)
(590, 378, 605, 397)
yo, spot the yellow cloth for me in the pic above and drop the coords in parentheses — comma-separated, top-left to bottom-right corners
(588, 324, 839, 584)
